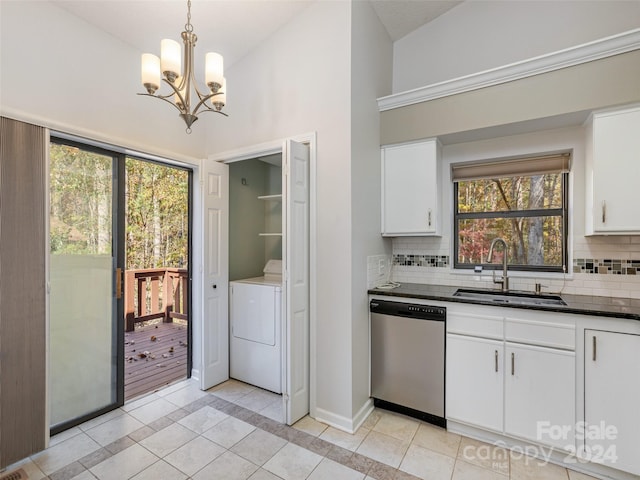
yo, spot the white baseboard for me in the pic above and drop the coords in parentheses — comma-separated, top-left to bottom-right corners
(314, 398, 374, 434)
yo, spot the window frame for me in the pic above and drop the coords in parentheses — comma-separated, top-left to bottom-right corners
(453, 171, 569, 273)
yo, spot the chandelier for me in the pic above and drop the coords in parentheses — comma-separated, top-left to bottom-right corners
(139, 0, 227, 133)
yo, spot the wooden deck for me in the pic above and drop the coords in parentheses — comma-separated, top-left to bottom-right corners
(124, 321, 188, 401)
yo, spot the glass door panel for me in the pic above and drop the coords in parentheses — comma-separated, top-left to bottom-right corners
(49, 141, 120, 431)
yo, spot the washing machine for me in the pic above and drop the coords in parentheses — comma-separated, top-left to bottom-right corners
(230, 260, 282, 393)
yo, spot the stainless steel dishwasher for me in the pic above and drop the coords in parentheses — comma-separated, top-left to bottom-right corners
(370, 299, 446, 427)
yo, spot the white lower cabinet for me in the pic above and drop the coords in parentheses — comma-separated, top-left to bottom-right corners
(584, 329, 640, 476)
(447, 334, 503, 432)
(446, 305, 576, 453)
(504, 342, 575, 450)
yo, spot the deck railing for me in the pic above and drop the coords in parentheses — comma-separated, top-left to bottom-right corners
(125, 268, 188, 332)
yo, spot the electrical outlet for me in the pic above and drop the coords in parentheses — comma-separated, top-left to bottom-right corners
(378, 258, 385, 274)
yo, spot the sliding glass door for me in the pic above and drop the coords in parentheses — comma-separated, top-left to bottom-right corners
(49, 139, 124, 433)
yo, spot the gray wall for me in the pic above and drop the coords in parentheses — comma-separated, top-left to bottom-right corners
(381, 50, 640, 146)
(229, 158, 282, 281)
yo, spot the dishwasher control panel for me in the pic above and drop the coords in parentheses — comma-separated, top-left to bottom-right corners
(370, 300, 445, 321)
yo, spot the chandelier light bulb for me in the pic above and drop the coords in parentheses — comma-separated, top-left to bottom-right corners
(173, 76, 186, 108)
(161, 39, 181, 82)
(213, 77, 226, 111)
(141, 54, 160, 94)
(205, 52, 224, 92)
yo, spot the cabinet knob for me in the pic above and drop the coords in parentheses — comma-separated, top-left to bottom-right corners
(212, 284, 217, 289)
(602, 201, 606, 224)
(592, 335, 597, 361)
(428, 209, 432, 227)
(495, 350, 499, 372)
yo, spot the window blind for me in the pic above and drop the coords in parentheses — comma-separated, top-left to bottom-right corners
(451, 153, 571, 182)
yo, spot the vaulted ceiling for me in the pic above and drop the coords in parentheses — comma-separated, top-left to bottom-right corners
(51, 0, 462, 68)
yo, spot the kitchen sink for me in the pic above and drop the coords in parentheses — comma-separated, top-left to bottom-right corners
(453, 288, 567, 306)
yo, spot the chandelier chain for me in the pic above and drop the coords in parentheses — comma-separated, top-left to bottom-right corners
(185, 0, 193, 32)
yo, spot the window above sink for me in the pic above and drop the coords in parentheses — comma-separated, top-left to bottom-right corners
(452, 152, 570, 273)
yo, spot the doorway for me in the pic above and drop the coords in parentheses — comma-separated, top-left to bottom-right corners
(49, 138, 193, 433)
(201, 137, 312, 425)
(123, 158, 192, 401)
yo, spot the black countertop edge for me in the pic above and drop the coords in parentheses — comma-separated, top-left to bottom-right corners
(367, 283, 640, 321)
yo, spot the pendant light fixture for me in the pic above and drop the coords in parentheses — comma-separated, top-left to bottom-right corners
(139, 0, 227, 133)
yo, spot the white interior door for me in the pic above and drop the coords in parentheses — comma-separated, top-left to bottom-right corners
(201, 159, 229, 389)
(283, 140, 310, 424)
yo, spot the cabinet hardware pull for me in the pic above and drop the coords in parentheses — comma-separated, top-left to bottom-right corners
(428, 209, 432, 227)
(592, 336, 597, 361)
(602, 201, 606, 224)
(495, 350, 498, 372)
(511, 352, 515, 375)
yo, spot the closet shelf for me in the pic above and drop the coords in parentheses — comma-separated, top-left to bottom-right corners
(259, 233, 283, 237)
(258, 194, 282, 200)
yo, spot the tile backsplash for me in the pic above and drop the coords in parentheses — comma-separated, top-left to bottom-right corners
(389, 236, 640, 299)
(573, 258, 640, 275)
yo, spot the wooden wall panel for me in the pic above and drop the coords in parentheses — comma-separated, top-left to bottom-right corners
(0, 116, 47, 468)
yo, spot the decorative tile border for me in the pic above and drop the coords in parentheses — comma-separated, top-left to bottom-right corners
(573, 258, 640, 275)
(42, 388, 423, 480)
(393, 254, 449, 268)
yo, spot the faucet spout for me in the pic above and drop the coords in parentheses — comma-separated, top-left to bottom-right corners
(487, 237, 509, 292)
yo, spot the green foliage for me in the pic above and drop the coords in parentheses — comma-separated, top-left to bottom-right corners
(50, 144, 189, 270)
(125, 158, 188, 270)
(457, 173, 564, 268)
(50, 144, 112, 255)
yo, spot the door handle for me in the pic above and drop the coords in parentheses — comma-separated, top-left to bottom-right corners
(602, 201, 606, 224)
(511, 352, 515, 376)
(495, 350, 498, 372)
(592, 335, 597, 361)
(116, 267, 123, 299)
(428, 209, 432, 227)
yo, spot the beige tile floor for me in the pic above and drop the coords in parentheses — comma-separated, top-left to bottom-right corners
(4, 379, 599, 480)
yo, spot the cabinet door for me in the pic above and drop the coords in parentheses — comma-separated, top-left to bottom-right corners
(446, 334, 503, 431)
(381, 140, 439, 236)
(505, 343, 575, 450)
(585, 330, 640, 475)
(591, 107, 640, 233)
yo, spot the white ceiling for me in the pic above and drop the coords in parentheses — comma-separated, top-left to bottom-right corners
(50, 0, 462, 68)
(370, 0, 462, 41)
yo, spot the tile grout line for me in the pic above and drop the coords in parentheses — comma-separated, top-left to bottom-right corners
(45, 387, 425, 480)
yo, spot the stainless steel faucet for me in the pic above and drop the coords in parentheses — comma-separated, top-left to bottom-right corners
(487, 237, 509, 292)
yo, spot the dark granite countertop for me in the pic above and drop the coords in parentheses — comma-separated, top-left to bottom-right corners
(368, 283, 640, 321)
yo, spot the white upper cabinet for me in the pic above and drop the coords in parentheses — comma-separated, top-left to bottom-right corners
(381, 139, 441, 236)
(585, 105, 640, 235)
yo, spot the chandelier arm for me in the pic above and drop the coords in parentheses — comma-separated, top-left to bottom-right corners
(137, 92, 187, 114)
(161, 77, 189, 113)
(191, 91, 225, 116)
(194, 108, 229, 118)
